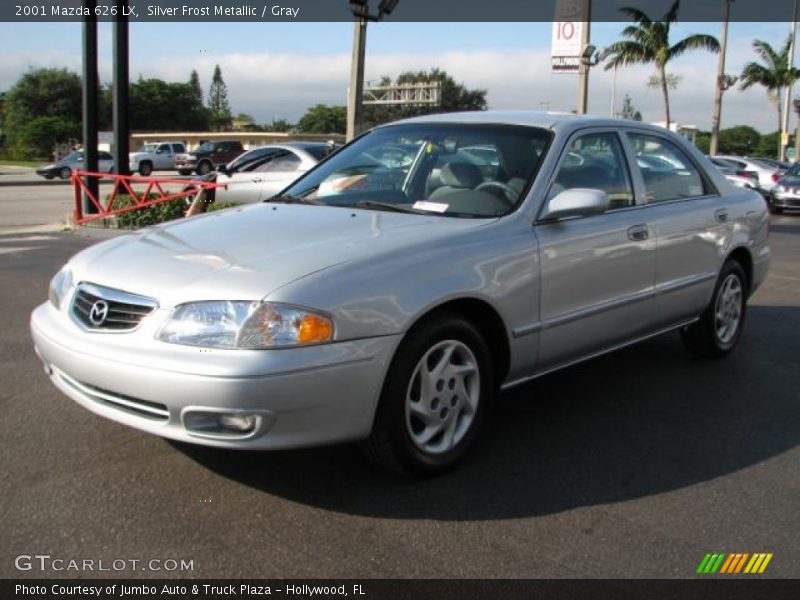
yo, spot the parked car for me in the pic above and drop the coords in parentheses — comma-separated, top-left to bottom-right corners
(707, 158, 760, 191)
(208, 142, 335, 204)
(712, 155, 785, 192)
(770, 161, 800, 214)
(748, 156, 792, 171)
(36, 150, 114, 180)
(129, 142, 187, 176)
(175, 141, 244, 175)
(31, 112, 770, 474)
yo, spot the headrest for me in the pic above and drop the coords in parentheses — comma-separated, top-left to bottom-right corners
(439, 162, 483, 189)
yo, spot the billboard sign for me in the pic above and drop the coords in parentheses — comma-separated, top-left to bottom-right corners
(551, 0, 587, 74)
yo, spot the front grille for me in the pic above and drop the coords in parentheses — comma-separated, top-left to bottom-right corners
(71, 283, 157, 331)
(54, 367, 169, 421)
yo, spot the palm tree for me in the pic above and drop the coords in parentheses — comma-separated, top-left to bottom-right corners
(739, 36, 800, 156)
(604, 0, 719, 128)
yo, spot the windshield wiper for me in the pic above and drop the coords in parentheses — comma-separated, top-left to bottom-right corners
(265, 194, 321, 205)
(349, 200, 424, 214)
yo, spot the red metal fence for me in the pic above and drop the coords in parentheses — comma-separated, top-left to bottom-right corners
(71, 170, 224, 225)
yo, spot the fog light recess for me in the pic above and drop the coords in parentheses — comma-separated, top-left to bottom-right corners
(183, 410, 261, 437)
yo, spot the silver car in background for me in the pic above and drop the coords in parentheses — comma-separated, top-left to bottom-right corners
(213, 142, 335, 203)
(712, 155, 786, 192)
(31, 112, 770, 474)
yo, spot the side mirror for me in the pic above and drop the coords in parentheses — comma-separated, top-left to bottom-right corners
(216, 164, 230, 175)
(540, 188, 610, 221)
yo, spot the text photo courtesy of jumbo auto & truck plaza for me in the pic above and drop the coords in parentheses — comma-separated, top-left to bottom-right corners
(2, 0, 800, 599)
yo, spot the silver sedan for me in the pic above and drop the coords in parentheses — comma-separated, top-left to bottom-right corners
(31, 112, 770, 474)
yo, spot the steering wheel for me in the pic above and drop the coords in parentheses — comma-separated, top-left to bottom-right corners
(475, 181, 517, 206)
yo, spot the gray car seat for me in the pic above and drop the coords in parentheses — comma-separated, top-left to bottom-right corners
(428, 162, 484, 200)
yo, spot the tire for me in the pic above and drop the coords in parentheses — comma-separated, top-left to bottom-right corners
(197, 161, 212, 175)
(681, 260, 747, 358)
(178, 169, 192, 176)
(360, 313, 494, 475)
(59, 167, 71, 180)
(138, 161, 153, 176)
(769, 201, 784, 214)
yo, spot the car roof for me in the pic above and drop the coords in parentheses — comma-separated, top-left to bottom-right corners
(388, 110, 672, 135)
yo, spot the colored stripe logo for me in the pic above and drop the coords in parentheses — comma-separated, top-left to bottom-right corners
(697, 553, 773, 574)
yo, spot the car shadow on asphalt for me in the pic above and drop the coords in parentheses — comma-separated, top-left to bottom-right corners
(170, 304, 800, 520)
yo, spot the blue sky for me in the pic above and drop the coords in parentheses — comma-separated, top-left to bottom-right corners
(0, 20, 793, 131)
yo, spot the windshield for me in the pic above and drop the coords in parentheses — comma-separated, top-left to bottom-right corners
(281, 123, 552, 218)
(139, 144, 157, 152)
(195, 142, 214, 153)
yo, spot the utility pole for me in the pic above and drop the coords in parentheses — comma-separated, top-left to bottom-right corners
(710, 0, 733, 156)
(346, 17, 367, 141)
(577, 0, 592, 114)
(782, 0, 798, 162)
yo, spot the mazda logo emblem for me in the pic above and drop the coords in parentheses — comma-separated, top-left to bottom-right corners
(88, 300, 109, 326)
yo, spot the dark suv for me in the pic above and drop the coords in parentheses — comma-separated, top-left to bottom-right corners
(176, 141, 244, 175)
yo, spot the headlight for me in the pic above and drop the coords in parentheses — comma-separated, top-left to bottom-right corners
(48, 266, 73, 309)
(157, 301, 334, 349)
(777, 185, 787, 193)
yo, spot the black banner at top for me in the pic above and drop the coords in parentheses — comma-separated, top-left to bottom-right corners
(3, 0, 800, 23)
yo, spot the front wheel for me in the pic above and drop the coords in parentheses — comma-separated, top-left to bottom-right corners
(361, 314, 493, 475)
(59, 167, 71, 180)
(196, 161, 212, 175)
(681, 260, 747, 358)
(138, 162, 153, 176)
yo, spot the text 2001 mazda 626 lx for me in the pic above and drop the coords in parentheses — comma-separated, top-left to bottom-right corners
(31, 112, 771, 474)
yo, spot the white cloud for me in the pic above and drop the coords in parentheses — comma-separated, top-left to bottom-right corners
(0, 47, 786, 133)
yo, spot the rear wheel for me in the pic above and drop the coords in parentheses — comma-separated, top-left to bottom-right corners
(361, 313, 493, 475)
(178, 169, 192, 176)
(681, 260, 747, 358)
(197, 161, 212, 175)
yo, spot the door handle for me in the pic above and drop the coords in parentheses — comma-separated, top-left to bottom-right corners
(627, 224, 650, 242)
(251, 178, 263, 183)
(715, 208, 730, 223)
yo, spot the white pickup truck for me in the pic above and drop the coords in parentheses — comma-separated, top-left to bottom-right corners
(129, 142, 187, 175)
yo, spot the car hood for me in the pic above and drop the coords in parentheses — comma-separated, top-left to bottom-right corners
(67, 203, 488, 307)
(129, 152, 152, 160)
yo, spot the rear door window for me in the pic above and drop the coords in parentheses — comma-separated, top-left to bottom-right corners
(629, 134, 709, 203)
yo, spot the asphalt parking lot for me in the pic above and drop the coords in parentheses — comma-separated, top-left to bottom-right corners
(0, 182, 798, 578)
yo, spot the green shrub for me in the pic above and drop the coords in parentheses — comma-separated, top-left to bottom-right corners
(209, 201, 240, 211)
(110, 193, 186, 229)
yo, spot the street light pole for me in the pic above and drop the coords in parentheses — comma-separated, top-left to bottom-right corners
(709, 0, 733, 157)
(81, 0, 99, 216)
(781, 0, 798, 162)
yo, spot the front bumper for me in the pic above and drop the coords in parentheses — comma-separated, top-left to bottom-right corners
(771, 190, 800, 208)
(31, 301, 399, 449)
(175, 159, 198, 170)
